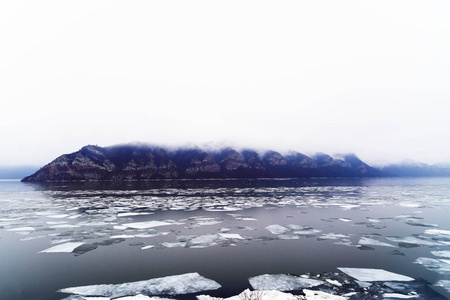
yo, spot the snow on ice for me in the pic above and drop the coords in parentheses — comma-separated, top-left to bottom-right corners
(59, 272, 221, 297)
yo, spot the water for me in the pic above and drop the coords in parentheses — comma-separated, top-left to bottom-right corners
(1, 178, 450, 299)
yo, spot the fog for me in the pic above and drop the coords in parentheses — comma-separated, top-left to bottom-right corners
(1, 1, 449, 167)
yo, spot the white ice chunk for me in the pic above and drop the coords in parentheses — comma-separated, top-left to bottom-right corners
(277, 234, 300, 240)
(110, 235, 135, 239)
(385, 236, 442, 246)
(413, 257, 450, 275)
(123, 221, 172, 229)
(47, 214, 69, 218)
(161, 242, 187, 248)
(266, 225, 290, 235)
(249, 274, 323, 291)
(382, 293, 419, 299)
(338, 268, 414, 282)
(40, 242, 85, 253)
(303, 289, 347, 299)
(218, 233, 244, 240)
(118, 212, 153, 217)
(398, 203, 420, 208)
(59, 272, 221, 297)
(319, 233, 351, 240)
(190, 234, 220, 245)
(6, 226, 35, 232)
(431, 250, 450, 258)
(339, 218, 352, 222)
(358, 237, 396, 248)
(435, 280, 450, 293)
(50, 224, 81, 229)
(141, 245, 154, 250)
(425, 229, 450, 236)
(326, 279, 342, 287)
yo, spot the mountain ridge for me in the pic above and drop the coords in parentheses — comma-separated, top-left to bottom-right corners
(21, 144, 450, 182)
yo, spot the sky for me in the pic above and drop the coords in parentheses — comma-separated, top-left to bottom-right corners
(1, 1, 450, 167)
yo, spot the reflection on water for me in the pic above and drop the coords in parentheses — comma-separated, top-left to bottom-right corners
(1, 178, 450, 299)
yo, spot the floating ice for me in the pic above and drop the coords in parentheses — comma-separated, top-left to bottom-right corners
(413, 257, 450, 275)
(337, 268, 414, 282)
(425, 229, 450, 236)
(278, 234, 300, 240)
(431, 250, 450, 258)
(40, 242, 85, 253)
(218, 233, 244, 240)
(266, 225, 290, 235)
(118, 212, 153, 217)
(123, 221, 173, 229)
(249, 274, 323, 291)
(294, 229, 322, 236)
(50, 224, 80, 229)
(339, 218, 351, 222)
(190, 234, 220, 245)
(161, 242, 187, 248)
(59, 272, 221, 297)
(110, 235, 135, 239)
(385, 236, 442, 246)
(47, 214, 69, 218)
(358, 237, 395, 248)
(303, 289, 347, 299)
(318, 233, 351, 240)
(141, 245, 154, 250)
(435, 280, 450, 293)
(398, 203, 420, 208)
(326, 279, 342, 287)
(382, 293, 419, 299)
(6, 226, 35, 232)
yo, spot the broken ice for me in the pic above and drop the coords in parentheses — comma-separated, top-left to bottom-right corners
(248, 274, 323, 291)
(40, 242, 85, 253)
(337, 268, 414, 282)
(59, 272, 221, 297)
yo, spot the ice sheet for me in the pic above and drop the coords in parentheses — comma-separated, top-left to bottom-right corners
(59, 272, 221, 297)
(337, 268, 414, 282)
(40, 242, 85, 253)
(249, 274, 323, 291)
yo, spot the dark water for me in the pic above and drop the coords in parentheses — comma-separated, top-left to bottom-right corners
(1, 178, 450, 299)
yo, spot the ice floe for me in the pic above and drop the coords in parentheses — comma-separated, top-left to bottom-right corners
(6, 226, 35, 232)
(123, 221, 173, 229)
(218, 233, 244, 239)
(358, 237, 396, 248)
(59, 272, 221, 297)
(40, 242, 85, 253)
(337, 268, 414, 282)
(385, 236, 442, 246)
(249, 274, 323, 291)
(431, 250, 450, 258)
(303, 289, 347, 299)
(413, 257, 450, 275)
(382, 293, 419, 299)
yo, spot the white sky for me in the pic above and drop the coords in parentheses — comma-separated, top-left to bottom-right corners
(1, 0, 450, 167)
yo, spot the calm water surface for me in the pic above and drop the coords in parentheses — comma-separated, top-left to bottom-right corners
(1, 178, 450, 299)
